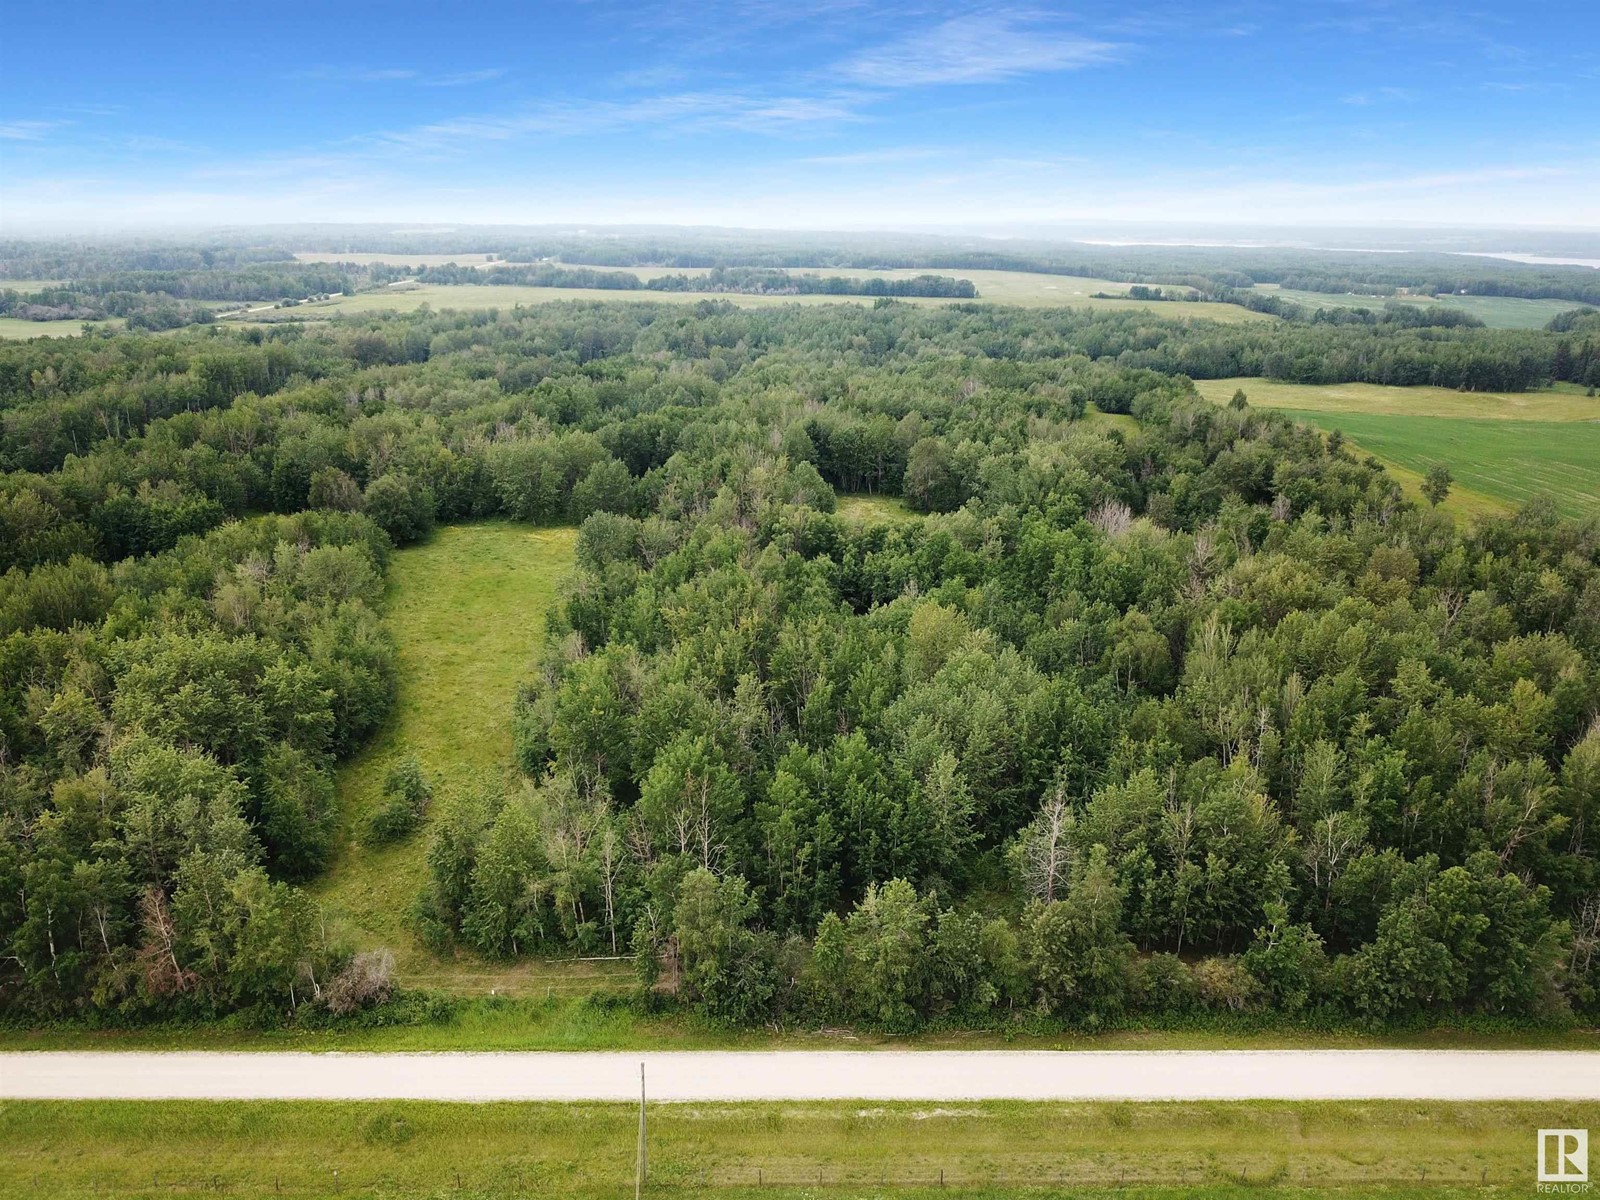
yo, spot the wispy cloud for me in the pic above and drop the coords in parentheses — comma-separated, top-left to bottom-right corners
(0, 119, 69, 141)
(838, 11, 1118, 87)
(424, 69, 508, 88)
(291, 65, 506, 87)
(1342, 86, 1415, 106)
(800, 146, 942, 165)
(125, 135, 198, 153)
(377, 89, 866, 152)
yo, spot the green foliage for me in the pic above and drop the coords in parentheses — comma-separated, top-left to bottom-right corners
(3, 291, 1598, 1035)
(362, 756, 433, 847)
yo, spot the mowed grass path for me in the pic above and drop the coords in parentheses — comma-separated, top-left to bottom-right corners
(1195, 378, 1600, 520)
(311, 522, 581, 984)
(8, 1098, 1593, 1198)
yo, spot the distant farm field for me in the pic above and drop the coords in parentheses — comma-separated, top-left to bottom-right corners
(236, 272, 1273, 322)
(310, 522, 594, 993)
(292, 251, 499, 268)
(1255, 284, 1582, 330)
(1195, 378, 1600, 519)
(1193, 378, 1598, 422)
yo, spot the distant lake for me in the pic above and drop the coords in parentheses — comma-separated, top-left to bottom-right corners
(1456, 252, 1600, 270)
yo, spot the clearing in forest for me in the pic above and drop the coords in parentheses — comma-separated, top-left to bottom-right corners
(834, 493, 917, 523)
(310, 522, 620, 993)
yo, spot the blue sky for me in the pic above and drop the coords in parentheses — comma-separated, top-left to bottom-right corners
(2, 1, 1597, 231)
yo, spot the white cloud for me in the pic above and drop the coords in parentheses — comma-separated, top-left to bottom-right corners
(838, 12, 1117, 87)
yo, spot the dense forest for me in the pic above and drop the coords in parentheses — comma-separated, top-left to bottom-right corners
(1, 295, 1597, 1030)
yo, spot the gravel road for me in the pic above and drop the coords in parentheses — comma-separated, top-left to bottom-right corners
(4, 1050, 1598, 1102)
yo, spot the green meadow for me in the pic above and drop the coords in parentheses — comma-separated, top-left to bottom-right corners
(5, 1098, 1590, 1198)
(309, 521, 592, 992)
(1195, 378, 1600, 519)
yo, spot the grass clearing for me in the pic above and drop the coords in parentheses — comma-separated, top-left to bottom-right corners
(5, 1098, 1592, 1197)
(1082, 402, 1141, 434)
(835, 493, 916, 523)
(1194, 378, 1600, 520)
(310, 522, 580, 987)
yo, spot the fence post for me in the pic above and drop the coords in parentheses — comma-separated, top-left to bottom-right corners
(636, 1062, 648, 1198)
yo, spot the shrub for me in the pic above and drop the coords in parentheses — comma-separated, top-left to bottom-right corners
(362, 755, 433, 846)
(325, 949, 396, 1015)
(1193, 956, 1259, 1012)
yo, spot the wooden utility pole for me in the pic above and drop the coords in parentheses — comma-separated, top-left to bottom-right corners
(635, 1062, 647, 1197)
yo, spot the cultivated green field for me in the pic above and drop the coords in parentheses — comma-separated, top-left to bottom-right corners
(1193, 378, 1597, 422)
(310, 522, 597, 992)
(1300, 414, 1600, 519)
(1195, 378, 1600, 519)
(5, 1098, 1589, 1197)
(1255, 284, 1583, 330)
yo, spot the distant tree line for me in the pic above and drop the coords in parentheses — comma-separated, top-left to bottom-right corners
(407, 262, 978, 298)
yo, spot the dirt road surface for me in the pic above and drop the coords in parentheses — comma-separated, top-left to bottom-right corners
(4, 1050, 1598, 1102)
